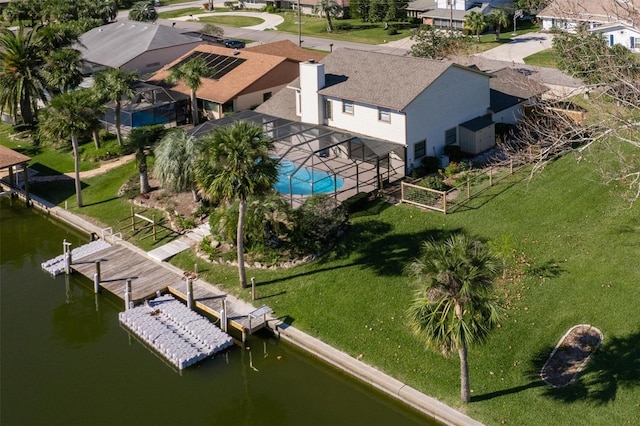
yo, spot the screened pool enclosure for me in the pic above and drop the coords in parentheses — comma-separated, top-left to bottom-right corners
(189, 111, 406, 205)
(100, 82, 190, 131)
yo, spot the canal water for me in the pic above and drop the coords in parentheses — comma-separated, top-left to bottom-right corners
(0, 197, 437, 426)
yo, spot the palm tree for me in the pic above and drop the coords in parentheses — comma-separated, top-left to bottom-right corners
(127, 125, 166, 194)
(39, 90, 104, 208)
(41, 48, 83, 96)
(406, 233, 503, 404)
(464, 11, 487, 42)
(153, 129, 200, 200)
(487, 8, 509, 41)
(0, 25, 47, 126)
(128, 1, 157, 22)
(167, 57, 209, 126)
(195, 121, 279, 288)
(93, 68, 138, 146)
(314, 0, 341, 33)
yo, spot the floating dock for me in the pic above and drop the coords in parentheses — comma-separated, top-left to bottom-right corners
(119, 294, 233, 370)
(41, 239, 111, 276)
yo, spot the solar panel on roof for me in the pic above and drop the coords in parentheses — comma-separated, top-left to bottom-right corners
(169, 51, 246, 80)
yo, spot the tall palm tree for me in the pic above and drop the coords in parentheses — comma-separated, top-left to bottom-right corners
(39, 90, 104, 208)
(487, 8, 509, 41)
(153, 129, 200, 200)
(127, 125, 166, 194)
(0, 25, 47, 126)
(41, 48, 83, 96)
(314, 0, 341, 33)
(93, 68, 138, 146)
(195, 121, 279, 288)
(167, 57, 209, 126)
(464, 11, 487, 42)
(406, 233, 503, 404)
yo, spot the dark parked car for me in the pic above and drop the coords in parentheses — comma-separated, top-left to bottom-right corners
(223, 39, 245, 49)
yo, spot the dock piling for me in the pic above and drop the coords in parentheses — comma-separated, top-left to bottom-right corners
(251, 277, 256, 301)
(63, 240, 72, 274)
(125, 279, 133, 310)
(186, 277, 194, 310)
(93, 273, 100, 293)
(221, 298, 228, 333)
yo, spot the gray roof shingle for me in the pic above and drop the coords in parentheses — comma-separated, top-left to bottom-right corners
(77, 21, 202, 69)
(310, 48, 487, 111)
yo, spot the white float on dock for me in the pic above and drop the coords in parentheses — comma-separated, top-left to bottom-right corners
(119, 294, 233, 370)
(41, 239, 111, 276)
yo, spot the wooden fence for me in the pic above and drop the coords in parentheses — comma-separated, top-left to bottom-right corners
(401, 160, 525, 214)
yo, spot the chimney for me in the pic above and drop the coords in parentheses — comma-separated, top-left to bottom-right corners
(299, 60, 325, 124)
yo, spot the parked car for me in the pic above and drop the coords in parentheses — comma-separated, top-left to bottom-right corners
(223, 39, 245, 49)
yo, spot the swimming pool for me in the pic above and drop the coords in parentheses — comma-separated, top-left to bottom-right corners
(274, 159, 344, 195)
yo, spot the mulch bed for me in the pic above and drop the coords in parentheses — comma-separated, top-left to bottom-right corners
(540, 324, 603, 388)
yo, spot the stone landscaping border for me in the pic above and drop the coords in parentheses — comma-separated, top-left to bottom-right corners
(540, 324, 603, 388)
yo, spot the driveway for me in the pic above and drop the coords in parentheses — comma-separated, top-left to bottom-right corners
(473, 31, 554, 63)
(172, 11, 284, 31)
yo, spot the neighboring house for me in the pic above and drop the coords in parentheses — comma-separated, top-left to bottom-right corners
(589, 22, 640, 52)
(237, 0, 349, 14)
(257, 48, 494, 173)
(77, 21, 205, 76)
(100, 82, 190, 131)
(147, 41, 325, 120)
(419, 0, 514, 30)
(538, 0, 640, 32)
(488, 67, 548, 125)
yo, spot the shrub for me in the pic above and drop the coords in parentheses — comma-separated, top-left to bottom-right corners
(264, 4, 276, 13)
(421, 156, 439, 174)
(417, 176, 450, 191)
(292, 194, 347, 254)
(387, 26, 398, 35)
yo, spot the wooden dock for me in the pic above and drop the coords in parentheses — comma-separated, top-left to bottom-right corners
(169, 279, 271, 341)
(67, 241, 272, 340)
(71, 244, 182, 302)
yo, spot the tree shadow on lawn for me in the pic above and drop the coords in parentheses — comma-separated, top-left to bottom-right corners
(525, 259, 565, 279)
(320, 218, 463, 277)
(495, 331, 640, 405)
(30, 179, 89, 205)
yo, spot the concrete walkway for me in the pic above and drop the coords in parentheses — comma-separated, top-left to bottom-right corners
(148, 222, 211, 261)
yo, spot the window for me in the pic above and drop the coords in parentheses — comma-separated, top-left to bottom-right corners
(378, 107, 391, 122)
(630, 37, 635, 49)
(343, 100, 354, 114)
(263, 92, 272, 102)
(414, 140, 426, 159)
(324, 99, 332, 120)
(445, 127, 457, 145)
(296, 89, 301, 115)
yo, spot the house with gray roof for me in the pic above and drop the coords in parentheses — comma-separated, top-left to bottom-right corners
(489, 67, 548, 125)
(77, 21, 204, 76)
(419, 0, 515, 30)
(538, 0, 640, 33)
(258, 48, 494, 173)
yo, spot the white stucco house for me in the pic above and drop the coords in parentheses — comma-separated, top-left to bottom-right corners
(590, 23, 640, 52)
(538, 0, 640, 33)
(258, 48, 495, 173)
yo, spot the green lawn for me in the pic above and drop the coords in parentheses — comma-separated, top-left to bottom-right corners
(169, 151, 639, 425)
(524, 49, 558, 68)
(196, 15, 263, 27)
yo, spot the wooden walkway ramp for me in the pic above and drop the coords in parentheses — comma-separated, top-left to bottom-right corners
(72, 244, 182, 302)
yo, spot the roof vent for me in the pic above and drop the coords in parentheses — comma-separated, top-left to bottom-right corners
(233, 49, 240, 55)
(309, 59, 316, 63)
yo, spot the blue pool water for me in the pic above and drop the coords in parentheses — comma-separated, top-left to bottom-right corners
(274, 159, 344, 195)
